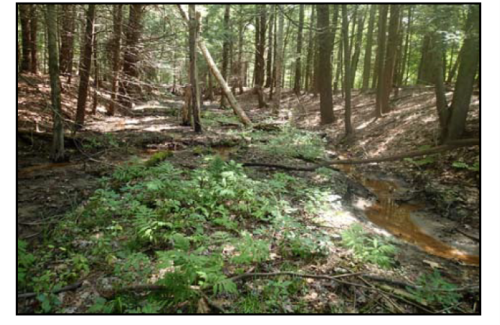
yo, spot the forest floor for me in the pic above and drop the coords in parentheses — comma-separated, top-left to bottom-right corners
(17, 74, 480, 314)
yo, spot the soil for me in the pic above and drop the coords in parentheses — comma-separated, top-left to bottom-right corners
(17, 74, 480, 313)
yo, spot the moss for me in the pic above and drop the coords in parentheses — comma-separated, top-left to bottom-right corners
(144, 151, 174, 167)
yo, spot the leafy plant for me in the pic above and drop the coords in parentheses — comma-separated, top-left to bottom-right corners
(18, 239, 35, 287)
(341, 224, 397, 269)
(407, 271, 462, 310)
(452, 160, 479, 172)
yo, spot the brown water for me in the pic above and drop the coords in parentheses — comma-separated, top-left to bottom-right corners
(361, 177, 479, 266)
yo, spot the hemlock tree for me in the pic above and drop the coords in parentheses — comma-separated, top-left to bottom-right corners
(316, 5, 334, 124)
(75, 4, 95, 128)
(342, 5, 353, 136)
(107, 4, 123, 116)
(273, 5, 284, 114)
(189, 5, 202, 133)
(45, 5, 65, 162)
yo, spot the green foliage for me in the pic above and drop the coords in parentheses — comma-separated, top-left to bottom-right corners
(144, 151, 173, 167)
(452, 160, 479, 172)
(341, 224, 397, 269)
(231, 232, 270, 265)
(404, 156, 436, 167)
(408, 271, 462, 310)
(260, 126, 327, 160)
(18, 239, 35, 287)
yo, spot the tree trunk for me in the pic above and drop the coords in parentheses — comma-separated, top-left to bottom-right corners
(19, 4, 32, 73)
(417, 34, 434, 85)
(273, 5, 284, 114)
(75, 4, 95, 128)
(264, 6, 274, 88)
(350, 8, 364, 89)
(120, 4, 144, 108)
(304, 5, 315, 93)
(374, 5, 389, 117)
(317, 5, 335, 124)
(361, 5, 376, 91)
(342, 5, 353, 136)
(293, 4, 305, 95)
(177, 5, 252, 127)
(92, 25, 99, 115)
(399, 5, 412, 87)
(107, 4, 123, 116)
(220, 5, 231, 108)
(189, 5, 202, 133)
(29, 5, 38, 74)
(45, 5, 65, 162)
(237, 10, 245, 94)
(254, 5, 267, 108)
(59, 4, 76, 78)
(380, 5, 400, 114)
(444, 5, 479, 142)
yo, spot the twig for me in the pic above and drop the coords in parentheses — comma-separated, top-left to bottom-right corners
(229, 271, 361, 283)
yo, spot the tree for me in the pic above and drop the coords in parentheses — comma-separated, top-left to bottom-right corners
(379, 5, 401, 114)
(361, 5, 376, 91)
(317, 5, 335, 124)
(29, 5, 38, 74)
(273, 5, 284, 114)
(350, 7, 364, 89)
(304, 5, 315, 92)
(120, 4, 144, 108)
(188, 5, 202, 133)
(75, 4, 95, 128)
(107, 4, 123, 116)
(342, 5, 353, 136)
(264, 6, 274, 88)
(437, 5, 479, 142)
(177, 5, 252, 127)
(45, 5, 65, 162)
(254, 5, 267, 108)
(19, 4, 32, 73)
(59, 5, 77, 80)
(374, 5, 389, 117)
(220, 5, 231, 109)
(293, 4, 304, 95)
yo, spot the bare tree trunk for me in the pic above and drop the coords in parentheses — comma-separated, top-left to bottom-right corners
(177, 5, 252, 127)
(92, 26, 99, 115)
(19, 4, 32, 73)
(293, 4, 304, 95)
(362, 5, 376, 91)
(220, 5, 231, 108)
(399, 6, 412, 87)
(254, 5, 267, 108)
(29, 5, 38, 74)
(380, 5, 401, 114)
(304, 5, 315, 93)
(75, 4, 95, 128)
(45, 5, 65, 162)
(59, 4, 76, 80)
(445, 5, 479, 142)
(273, 5, 284, 114)
(264, 6, 274, 88)
(342, 5, 353, 136)
(189, 5, 202, 133)
(317, 5, 335, 124)
(107, 4, 122, 116)
(374, 5, 389, 117)
(350, 8, 364, 89)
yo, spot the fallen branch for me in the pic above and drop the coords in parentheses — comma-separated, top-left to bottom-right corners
(229, 271, 362, 282)
(17, 280, 84, 299)
(456, 228, 480, 242)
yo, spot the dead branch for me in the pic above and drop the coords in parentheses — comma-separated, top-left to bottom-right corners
(17, 280, 84, 299)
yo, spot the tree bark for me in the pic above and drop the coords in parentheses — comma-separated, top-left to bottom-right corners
(273, 5, 285, 114)
(317, 5, 335, 124)
(400, 5, 412, 87)
(29, 5, 38, 74)
(444, 5, 479, 142)
(177, 5, 252, 127)
(361, 5, 376, 91)
(304, 5, 315, 93)
(380, 5, 401, 114)
(220, 5, 231, 108)
(59, 4, 76, 78)
(342, 5, 353, 136)
(120, 4, 144, 108)
(350, 8, 364, 89)
(189, 5, 202, 133)
(264, 6, 274, 88)
(75, 4, 95, 128)
(107, 4, 123, 116)
(45, 5, 65, 162)
(374, 5, 389, 117)
(254, 5, 267, 108)
(19, 4, 32, 73)
(293, 4, 305, 95)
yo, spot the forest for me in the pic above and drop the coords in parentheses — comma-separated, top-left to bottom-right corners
(17, 4, 480, 315)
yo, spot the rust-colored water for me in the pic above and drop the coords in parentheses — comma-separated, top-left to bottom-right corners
(18, 162, 74, 176)
(361, 178, 479, 265)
